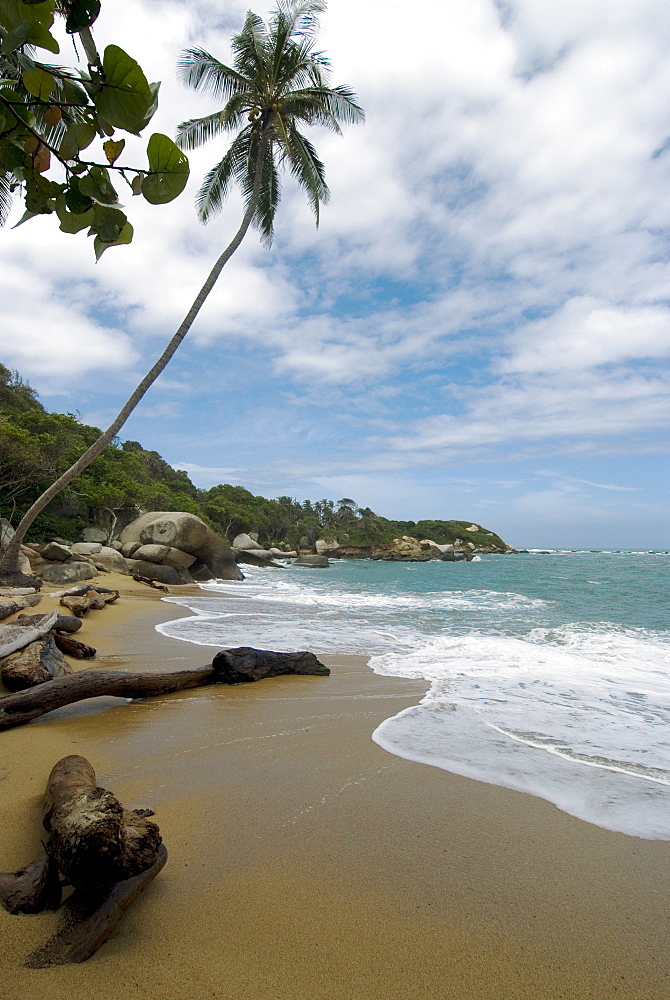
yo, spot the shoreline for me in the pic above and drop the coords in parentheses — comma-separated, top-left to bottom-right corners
(1, 573, 669, 997)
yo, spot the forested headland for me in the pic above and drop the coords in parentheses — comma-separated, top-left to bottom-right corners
(0, 366, 508, 552)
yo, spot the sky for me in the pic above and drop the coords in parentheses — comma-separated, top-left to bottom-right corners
(2, 0, 669, 549)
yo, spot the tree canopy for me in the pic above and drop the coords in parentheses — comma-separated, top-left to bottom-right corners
(0, 0, 189, 256)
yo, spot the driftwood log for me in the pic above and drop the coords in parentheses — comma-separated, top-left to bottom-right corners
(16, 612, 82, 633)
(132, 573, 169, 593)
(25, 844, 168, 968)
(0, 609, 59, 659)
(0, 855, 61, 915)
(43, 755, 162, 889)
(0, 593, 41, 621)
(59, 590, 118, 616)
(53, 632, 96, 659)
(0, 635, 72, 691)
(0, 648, 329, 730)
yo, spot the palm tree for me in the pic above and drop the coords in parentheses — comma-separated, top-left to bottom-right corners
(0, 0, 363, 585)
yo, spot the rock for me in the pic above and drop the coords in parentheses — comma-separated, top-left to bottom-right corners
(132, 544, 169, 565)
(119, 512, 242, 582)
(120, 541, 141, 558)
(120, 512, 207, 554)
(466, 524, 480, 532)
(39, 562, 98, 584)
(232, 533, 259, 550)
(268, 548, 297, 558)
(81, 527, 107, 543)
(93, 547, 130, 575)
(40, 542, 72, 562)
(109, 540, 123, 551)
(299, 536, 310, 549)
(70, 543, 102, 557)
(126, 559, 190, 586)
(212, 647, 329, 683)
(295, 555, 330, 568)
(233, 549, 284, 569)
(315, 539, 340, 555)
(1, 635, 72, 691)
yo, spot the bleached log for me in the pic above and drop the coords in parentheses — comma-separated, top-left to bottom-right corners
(0, 610, 59, 659)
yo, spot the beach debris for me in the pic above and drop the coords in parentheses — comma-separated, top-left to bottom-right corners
(0, 855, 62, 915)
(25, 844, 168, 968)
(47, 584, 119, 599)
(132, 572, 170, 594)
(16, 612, 83, 633)
(1, 755, 166, 966)
(52, 633, 97, 659)
(59, 590, 119, 616)
(0, 648, 329, 730)
(43, 756, 162, 889)
(0, 593, 42, 621)
(0, 609, 59, 660)
(0, 588, 38, 597)
(0, 635, 72, 691)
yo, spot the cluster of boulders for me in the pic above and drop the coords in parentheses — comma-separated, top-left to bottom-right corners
(1, 513, 242, 586)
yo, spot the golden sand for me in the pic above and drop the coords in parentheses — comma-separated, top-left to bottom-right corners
(0, 572, 668, 998)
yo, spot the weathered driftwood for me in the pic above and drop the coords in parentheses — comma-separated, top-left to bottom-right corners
(25, 844, 168, 968)
(213, 647, 330, 683)
(59, 593, 106, 616)
(0, 635, 72, 691)
(0, 855, 61, 915)
(0, 593, 42, 621)
(53, 632, 96, 659)
(0, 609, 59, 660)
(0, 588, 38, 597)
(132, 573, 169, 594)
(43, 756, 162, 890)
(16, 612, 82, 633)
(0, 648, 329, 730)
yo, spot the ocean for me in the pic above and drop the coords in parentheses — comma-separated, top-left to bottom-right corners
(157, 550, 670, 841)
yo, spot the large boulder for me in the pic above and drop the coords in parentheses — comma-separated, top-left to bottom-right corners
(71, 542, 102, 558)
(133, 544, 195, 570)
(295, 555, 329, 568)
(93, 546, 130, 574)
(38, 561, 98, 584)
(120, 512, 207, 554)
(40, 542, 72, 562)
(315, 539, 340, 555)
(125, 559, 190, 586)
(81, 527, 108, 543)
(118, 513, 242, 581)
(232, 533, 258, 550)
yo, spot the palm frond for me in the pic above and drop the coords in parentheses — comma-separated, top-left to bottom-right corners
(177, 0, 363, 236)
(0, 172, 13, 228)
(178, 48, 249, 101)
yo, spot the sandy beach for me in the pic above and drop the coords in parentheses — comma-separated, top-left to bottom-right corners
(1, 572, 668, 998)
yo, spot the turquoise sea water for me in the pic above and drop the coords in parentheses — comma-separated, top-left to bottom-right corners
(158, 551, 670, 840)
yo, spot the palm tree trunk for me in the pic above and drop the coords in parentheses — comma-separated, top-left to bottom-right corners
(0, 131, 270, 583)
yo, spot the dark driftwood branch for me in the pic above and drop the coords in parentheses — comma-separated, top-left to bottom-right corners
(0, 648, 328, 730)
(0, 855, 62, 915)
(25, 844, 168, 968)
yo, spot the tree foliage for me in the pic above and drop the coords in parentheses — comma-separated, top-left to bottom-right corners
(0, 0, 189, 255)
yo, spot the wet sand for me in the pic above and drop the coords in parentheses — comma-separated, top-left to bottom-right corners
(1, 573, 669, 998)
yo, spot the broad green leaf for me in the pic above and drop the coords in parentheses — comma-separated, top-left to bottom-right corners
(55, 193, 93, 232)
(94, 219, 133, 260)
(79, 165, 118, 205)
(64, 179, 93, 213)
(24, 172, 58, 213)
(88, 203, 125, 242)
(22, 67, 54, 100)
(130, 173, 142, 195)
(59, 121, 95, 159)
(94, 45, 152, 134)
(134, 80, 159, 133)
(0, 0, 59, 53)
(141, 133, 189, 204)
(103, 137, 124, 164)
(64, 0, 100, 33)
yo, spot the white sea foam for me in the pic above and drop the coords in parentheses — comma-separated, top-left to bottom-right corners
(370, 625, 670, 839)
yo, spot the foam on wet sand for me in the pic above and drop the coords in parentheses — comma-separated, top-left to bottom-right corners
(0, 573, 668, 998)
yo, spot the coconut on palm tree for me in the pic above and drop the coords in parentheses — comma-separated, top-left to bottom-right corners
(0, 0, 363, 585)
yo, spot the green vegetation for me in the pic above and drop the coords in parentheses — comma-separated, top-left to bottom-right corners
(0, 365, 508, 551)
(0, 0, 189, 256)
